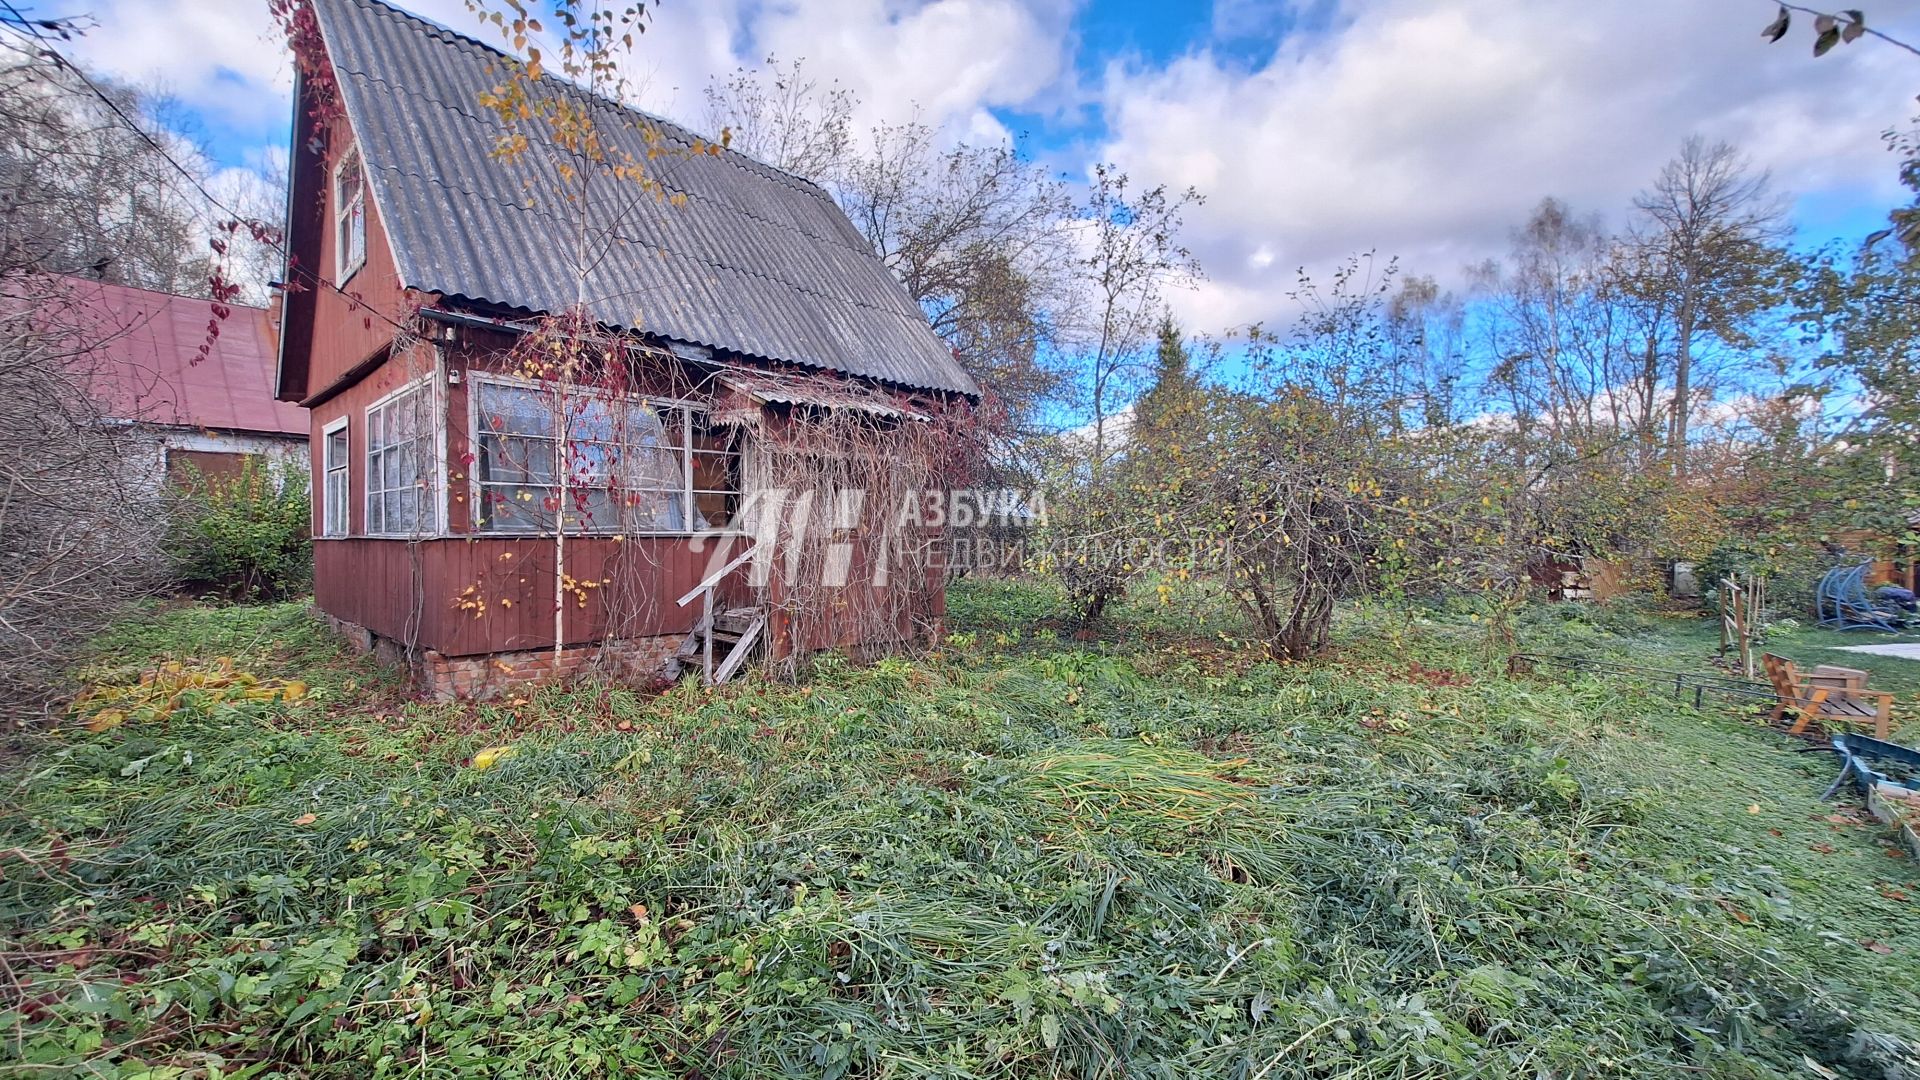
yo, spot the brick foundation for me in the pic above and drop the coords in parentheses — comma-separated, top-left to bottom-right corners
(318, 609, 683, 701)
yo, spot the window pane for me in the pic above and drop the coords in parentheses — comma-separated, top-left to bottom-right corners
(484, 484, 554, 531)
(382, 489, 410, 533)
(566, 488, 619, 531)
(616, 489, 686, 531)
(478, 383, 551, 436)
(481, 434, 554, 484)
(693, 489, 736, 530)
(571, 397, 615, 443)
(691, 451, 737, 494)
(389, 398, 415, 443)
(326, 428, 347, 466)
(692, 424, 735, 455)
(366, 405, 385, 451)
(618, 445, 680, 491)
(326, 473, 347, 536)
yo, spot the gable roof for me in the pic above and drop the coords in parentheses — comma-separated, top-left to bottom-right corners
(308, 0, 979, 398)
(64, 277, 307, 437)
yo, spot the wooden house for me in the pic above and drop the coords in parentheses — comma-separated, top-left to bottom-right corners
(69, 275, 307, 490)
(275, 0, 979, 698)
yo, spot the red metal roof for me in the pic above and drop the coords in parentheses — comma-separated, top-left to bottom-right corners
(63, 276, 307, 437)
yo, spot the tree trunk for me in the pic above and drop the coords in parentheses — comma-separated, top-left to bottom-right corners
(1669, 297, 1694, 477)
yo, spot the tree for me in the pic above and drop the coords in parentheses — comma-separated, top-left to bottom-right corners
(704, 59, 1076, 450)
(1071, 164, 1202, 478)
(1134, 315, 1195, 437)
(1385, 273, 1469, 429)
(1478, 199, 1637, 447)
(0, 22, 179, 718)
(702, 56, 852, 184)
(1625, 137, 1790, 476)
(0, 60, 209, 294)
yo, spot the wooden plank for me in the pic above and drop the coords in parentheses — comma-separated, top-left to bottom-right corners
(712, 614, 764, 685)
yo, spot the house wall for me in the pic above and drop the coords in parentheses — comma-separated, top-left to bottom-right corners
(299, 288, 945, 686)
(307, 338, 757, 662)
(314, 533, 749, 658)
(306, 341, 437, 537)
(765, 536, 947, 657)
(280, 92, 417, 404)
(125, 426, 308, 496)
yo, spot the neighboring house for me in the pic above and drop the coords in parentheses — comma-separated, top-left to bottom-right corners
(276, 0, 979, 698)
(69, 275, 307, 491)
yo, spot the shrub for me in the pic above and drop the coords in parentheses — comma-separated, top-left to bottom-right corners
(168, 460, 312, 601)
(1696, 538, 1832, 621)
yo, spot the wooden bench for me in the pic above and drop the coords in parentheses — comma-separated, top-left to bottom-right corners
(1761, 653, 1895, 740)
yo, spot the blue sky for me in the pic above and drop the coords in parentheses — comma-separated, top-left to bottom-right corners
(65, 0, 1920, 338)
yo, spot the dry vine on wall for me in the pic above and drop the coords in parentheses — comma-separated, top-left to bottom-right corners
(732, 376, 983, 675)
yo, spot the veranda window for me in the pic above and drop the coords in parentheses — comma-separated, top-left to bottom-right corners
(473, 379, 740, 534)
(322, 420, 348, 537)
(365, 382, 436, 535)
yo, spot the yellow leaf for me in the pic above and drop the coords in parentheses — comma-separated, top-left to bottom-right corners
(84, 710, 126, 733)
(472, 745, 517, 770)
(292, 813, 318, 826)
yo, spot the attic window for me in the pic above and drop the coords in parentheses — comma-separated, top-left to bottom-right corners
(334, 144, 366, 284)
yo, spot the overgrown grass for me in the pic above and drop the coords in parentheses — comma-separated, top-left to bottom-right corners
(2, 585, 1917, 1077)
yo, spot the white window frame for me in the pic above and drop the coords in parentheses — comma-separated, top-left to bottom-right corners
(467, 372, 743, 537)
(320, 417, 349, 538)
(364, 378, 440, 537)
(333, 144, 367, 285)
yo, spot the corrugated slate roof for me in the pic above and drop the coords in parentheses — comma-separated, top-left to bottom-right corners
(310, 0, 978, 397)
(64, 277, 307, 436)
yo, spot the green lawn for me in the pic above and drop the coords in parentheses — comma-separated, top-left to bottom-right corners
(2, 586, 1918, 1078)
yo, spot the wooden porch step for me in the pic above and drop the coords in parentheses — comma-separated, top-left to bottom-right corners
(665, 605, 767, 686)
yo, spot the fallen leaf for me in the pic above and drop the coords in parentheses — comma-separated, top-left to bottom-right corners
(1747, 804, 1762, 815)
(1802, 1055, 1843, 1080)
(292, 813, 318, 826)
(471, 745, 517, 770)
(1861, 939, 1894, 955)
(1810, 842, 1835, 854)
(1878, 885, 1909, 902)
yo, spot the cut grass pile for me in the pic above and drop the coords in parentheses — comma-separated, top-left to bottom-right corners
(1, 589, 1918, 1078)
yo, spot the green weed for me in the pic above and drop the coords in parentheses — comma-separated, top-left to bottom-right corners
(1, 590, 1917, 1077)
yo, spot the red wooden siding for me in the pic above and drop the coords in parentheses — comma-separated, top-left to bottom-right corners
(315, 534, 750, 657)
(306, 343, 438, 538)
(279, 89, 418, 404)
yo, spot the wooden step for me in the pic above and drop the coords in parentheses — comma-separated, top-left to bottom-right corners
(710, 613, 766, 685)
(663, 605, 769, 686)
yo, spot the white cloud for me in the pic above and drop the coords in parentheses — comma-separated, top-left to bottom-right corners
(66, 1, 290, 129)
(59, 0, 1919, 345)
(66, 0, 1074, 184)
(1097, 0, 1917, 334)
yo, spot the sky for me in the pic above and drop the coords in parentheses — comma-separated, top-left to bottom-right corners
(57, 0, 1920, 339)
